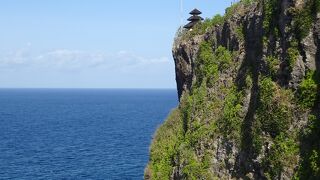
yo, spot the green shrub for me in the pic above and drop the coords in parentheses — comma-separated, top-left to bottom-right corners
(218, 87, 243, 141)
(263, 133, 299, 179)
(263, 0, 280, 37)
(210, 14, 224, 26)
(148, 109, 184, 179)
(297, 114, 320, 179)
(181, 0, 249, 39)
(309, 150, 320, 175)
(170, 83, 216, 178)
(298, 71, 318, 108)
(241, 0, 257, 5)
(266, 56, 279, 77)
(225, 2, 240, 20)
(196, 42, 232, 87)
(235, 25, 245, 42)
(179, 147, 212, 180)
(182, 14, 225, 39)
(257, 77, 293, 138)
(293, 0, 319, 40)
(195, 41, 217, 86)
(215, 46, 232, 71)
(287, 47, 300, 72)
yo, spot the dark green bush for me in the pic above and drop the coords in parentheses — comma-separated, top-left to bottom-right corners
(293, 0, 319, 40)
(263, 133, 298, 179)
(180, 147, 212, 179)
(195, 42, 232, 87)
(297, 115, 320, 179)
(215, 46, 232, 71)
(218, 87, 243, 141)
(241, 0, 257, 5)
(266, 56, 279, 77)
(225, 2, 240, 20)
(263, 0, 280, 37)
(287, 47, 300, 73)
(298, 71, 318, 108)
(182, 14, 225, 39)
(148, 109, 184, 179)
(257, 77, 293, 138)
(235, 25, 244, 42)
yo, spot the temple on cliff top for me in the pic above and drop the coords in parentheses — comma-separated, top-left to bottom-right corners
(183, 8, 204, 30)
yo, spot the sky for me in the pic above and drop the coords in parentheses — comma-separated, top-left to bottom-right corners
(0, 0, 235, 88)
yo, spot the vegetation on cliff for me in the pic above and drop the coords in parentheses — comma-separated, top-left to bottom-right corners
(146, 0, 320, 179)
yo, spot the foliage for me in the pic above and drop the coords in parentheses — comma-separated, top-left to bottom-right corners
(148, 109, 184, 179)
(210, 14, 225, 26)
(263, 0, 280, 37)
(180, 147, 212, 180)
(225, 2, 240, 20)
(182, 81, 220, 145)
(181, 0, 244, 39)
(149, 1, 320, 179)
(263, 133, 299, 179)
(185, 15, 224, 38)
(297, 115, 320, 179)
(181, 14, 225, 40)
(235, 25, 244, 42)
(257, 77, 293, 138)
(265, 55, 279, 78)
(195, 41, 218, 87)
(241, 0, 257, 5)
(218, 87, 243, 141)
(296, 71, 319, 179)
(293, 0, 319, 40)
(287, 47, 300, 72)
(215, 46, 232, 70)
(195, 41, 232, 87)
(298, 71, 318, 108)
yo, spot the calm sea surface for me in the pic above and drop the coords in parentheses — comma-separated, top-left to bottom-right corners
(0, 89, 177, 179)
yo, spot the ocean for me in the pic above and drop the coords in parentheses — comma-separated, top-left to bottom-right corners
(0, 89, 177, 179)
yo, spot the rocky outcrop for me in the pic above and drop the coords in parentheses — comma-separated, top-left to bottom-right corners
(173, 1, 318, 99)
(147, 0, 320, 179)
(173, 35, 203, 100)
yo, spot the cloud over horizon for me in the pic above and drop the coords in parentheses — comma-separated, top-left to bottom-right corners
(0, 46, 175, 88)
(0, 47, 170, 72)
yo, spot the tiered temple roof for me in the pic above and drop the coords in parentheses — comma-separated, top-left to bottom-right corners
(183, 8, 203, 30)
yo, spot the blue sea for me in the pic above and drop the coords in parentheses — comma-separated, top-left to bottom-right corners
(0, 89, 177, 179)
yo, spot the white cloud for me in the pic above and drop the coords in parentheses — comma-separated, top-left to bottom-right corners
(0, 48, 170, 72)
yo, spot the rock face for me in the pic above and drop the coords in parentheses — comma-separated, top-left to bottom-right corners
(146, 0, 320, 179)
(173, 35, 203, 100)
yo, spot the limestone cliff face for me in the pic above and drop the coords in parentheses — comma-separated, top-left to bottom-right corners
(146, 0, 320, 179)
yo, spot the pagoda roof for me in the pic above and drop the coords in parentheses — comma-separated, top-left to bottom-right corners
(189, 8, 202, 15)
(183, 21, 198, 29)
(187, 15, 204, 21)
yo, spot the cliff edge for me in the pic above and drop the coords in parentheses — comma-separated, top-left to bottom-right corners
(146, 0, 320, 179)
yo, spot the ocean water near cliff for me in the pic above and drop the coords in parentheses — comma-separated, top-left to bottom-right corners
(0, 89, 177, 179)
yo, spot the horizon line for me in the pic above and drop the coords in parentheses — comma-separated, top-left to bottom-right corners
(0, 87, 177, 90)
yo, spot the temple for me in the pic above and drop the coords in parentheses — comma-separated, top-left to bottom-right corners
(183, 8, 204, 30)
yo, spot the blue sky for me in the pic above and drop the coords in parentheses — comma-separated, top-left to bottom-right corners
(0, 0, 235, 88)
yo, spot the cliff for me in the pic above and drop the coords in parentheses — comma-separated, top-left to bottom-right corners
(146, 0, 320, 179)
